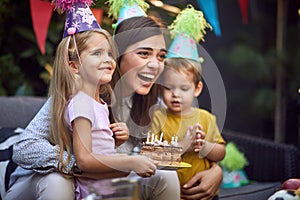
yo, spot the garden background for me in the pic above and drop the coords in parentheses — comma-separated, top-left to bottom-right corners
(0, 0, 299, 147)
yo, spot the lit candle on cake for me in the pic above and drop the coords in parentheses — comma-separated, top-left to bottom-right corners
(160, 132, 164, 142)
(151, 133, 155, 143)
(174, 136, 178, 146)
(155, 135, 158, 142)
(146, 132, 150, 144)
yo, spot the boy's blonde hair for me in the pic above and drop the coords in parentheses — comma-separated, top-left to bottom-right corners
(48, 29, 117, 173)
(164, 57, 202, 86)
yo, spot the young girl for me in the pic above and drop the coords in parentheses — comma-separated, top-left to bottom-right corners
(8, 1, 157, 200)
(50, 12, 162, 200)
(51, 28, 158, 199)
(151, 6, 226, 199)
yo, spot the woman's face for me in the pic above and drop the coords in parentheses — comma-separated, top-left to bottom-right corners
(119, 34, 167, 96)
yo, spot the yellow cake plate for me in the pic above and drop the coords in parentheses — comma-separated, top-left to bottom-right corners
(157, 162, 192, 170)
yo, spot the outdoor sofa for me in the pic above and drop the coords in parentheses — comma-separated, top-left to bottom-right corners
(0, 96, 299, 199)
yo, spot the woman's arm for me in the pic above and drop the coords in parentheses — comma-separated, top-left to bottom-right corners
(12, 99, 75, 174)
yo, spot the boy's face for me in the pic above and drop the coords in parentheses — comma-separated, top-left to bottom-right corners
(162, 68, 202, 116)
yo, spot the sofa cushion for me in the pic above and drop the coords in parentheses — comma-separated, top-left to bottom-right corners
(0, 127, 23, 199)
(0, 96, 46, 128)
(219, 182, 281, 200)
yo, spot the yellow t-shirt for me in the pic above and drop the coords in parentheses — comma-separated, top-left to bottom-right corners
(151, 107, 225, 187)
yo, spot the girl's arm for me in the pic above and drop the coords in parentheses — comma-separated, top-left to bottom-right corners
(109, 122, 129, 147)
(12, 99, 75, 174)
(72, 117, 157, 175)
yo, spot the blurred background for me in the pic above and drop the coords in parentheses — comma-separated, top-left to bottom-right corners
(0, 0, 299, 147)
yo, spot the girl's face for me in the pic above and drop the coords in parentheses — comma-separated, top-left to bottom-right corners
(119, 34, 167, 96)
(78, 33, 116, 91)
(162, 68, 202, 116)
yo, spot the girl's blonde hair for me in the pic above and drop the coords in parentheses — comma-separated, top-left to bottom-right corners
(164, 58, 202, 86)
(48, 29, 117, 173)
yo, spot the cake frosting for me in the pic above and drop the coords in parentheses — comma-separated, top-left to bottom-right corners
(139, 133, 182, 166)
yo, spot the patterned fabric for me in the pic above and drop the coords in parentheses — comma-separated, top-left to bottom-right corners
(116, 4, 147, 25)
(0, 128, 22, 199)
(167, 33, 199, 61)
(10, 99, 76, 187)
(63, 2, 100, 38)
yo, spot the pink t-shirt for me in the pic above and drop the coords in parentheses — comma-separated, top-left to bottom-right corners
(66, 91, 116, 199)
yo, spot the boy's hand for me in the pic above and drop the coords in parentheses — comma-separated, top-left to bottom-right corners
(109, 122, 129, 146)
(192, 124, 206, 153)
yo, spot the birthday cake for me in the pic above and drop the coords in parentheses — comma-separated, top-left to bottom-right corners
(140, 133, 182, 166)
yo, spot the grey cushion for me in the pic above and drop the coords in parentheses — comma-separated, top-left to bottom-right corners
(219, 182, 281, 200)
(0, 128, 22, 199)
(0, 96, 46, 128)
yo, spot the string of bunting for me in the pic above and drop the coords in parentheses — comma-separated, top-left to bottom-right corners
(30, 0, 249, 54)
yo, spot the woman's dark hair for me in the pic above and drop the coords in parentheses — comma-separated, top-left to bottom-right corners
(114, 16, 164, 56)
(110, 16, 165, 135)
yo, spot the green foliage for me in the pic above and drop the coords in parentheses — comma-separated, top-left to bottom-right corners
(216, 43, 277, 121)
(0, 54, 24, 96)
(0, 0, 16, 46)
(227, 44, 270, 81)
(0, 0, 65, 96)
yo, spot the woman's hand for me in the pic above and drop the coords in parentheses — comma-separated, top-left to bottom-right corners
(109, 122, 129, 146)
(181, 162, 222, 200)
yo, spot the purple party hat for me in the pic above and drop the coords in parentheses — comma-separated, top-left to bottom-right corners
(167, 5, 211, 62)
(107, 0, 149, 28)
(52, 0, 101, 38)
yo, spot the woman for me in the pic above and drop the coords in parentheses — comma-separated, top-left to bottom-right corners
(7, 16, 222, 200)
(5, 16, 175, 200)
(110, 16, 223, 200)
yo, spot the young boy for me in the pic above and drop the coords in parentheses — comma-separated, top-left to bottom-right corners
(150, 5, 226, 199)
(152, 57, 226, 183)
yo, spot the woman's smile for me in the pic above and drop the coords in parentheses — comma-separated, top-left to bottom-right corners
(137, 72, 156, 82)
